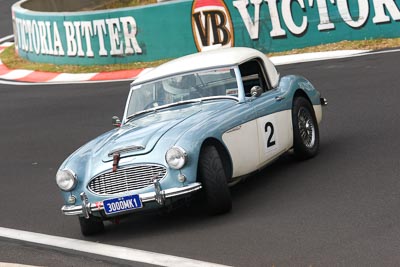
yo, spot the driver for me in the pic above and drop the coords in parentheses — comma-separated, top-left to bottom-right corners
(162, 74, 198, 102)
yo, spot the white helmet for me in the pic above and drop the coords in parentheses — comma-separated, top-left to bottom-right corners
(162, 75, 195, 95)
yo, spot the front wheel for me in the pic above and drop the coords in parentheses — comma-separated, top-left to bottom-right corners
(198, 145, 232, 215)
(78, 216, 104, 236)
(292, 97, 320, 160)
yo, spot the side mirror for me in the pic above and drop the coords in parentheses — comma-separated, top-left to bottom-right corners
(250, 86, 263, 98)
(112, 116, 121, 128)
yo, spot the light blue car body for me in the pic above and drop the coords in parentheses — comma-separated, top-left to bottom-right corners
(57, 47, 323, 220)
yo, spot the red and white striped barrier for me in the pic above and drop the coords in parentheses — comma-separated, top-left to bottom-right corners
(0, 42, 148, 83)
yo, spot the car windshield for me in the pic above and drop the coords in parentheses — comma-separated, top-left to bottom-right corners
(126, 67, 239, 119)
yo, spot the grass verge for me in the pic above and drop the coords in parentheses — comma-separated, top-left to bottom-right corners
(0, 46, 169, 73)
(84, 0, 157, 11)
(269, 38, 400, 57)
(1, 38, 400, 73)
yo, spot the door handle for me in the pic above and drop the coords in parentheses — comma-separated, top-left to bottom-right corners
(275, 96, 285, 101)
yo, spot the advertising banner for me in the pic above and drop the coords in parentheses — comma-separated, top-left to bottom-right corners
(12, 0, 400, 65)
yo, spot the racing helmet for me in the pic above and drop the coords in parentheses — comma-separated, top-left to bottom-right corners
(162, 74, 196, 95)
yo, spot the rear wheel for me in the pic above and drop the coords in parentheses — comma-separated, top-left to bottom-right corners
(78, 216, 104, 236)
(198, 145, 232, 215)
(292, 97, 320, 160)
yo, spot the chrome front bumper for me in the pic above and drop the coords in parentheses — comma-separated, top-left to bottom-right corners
(61, 182, 202, 217)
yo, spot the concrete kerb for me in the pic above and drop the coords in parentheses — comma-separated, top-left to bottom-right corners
(0, 41, 147, 83)
(0, 39, 370, 84)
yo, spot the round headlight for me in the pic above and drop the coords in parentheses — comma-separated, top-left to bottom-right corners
(56, 169, 77, 192)
(165, 146, 187, 169)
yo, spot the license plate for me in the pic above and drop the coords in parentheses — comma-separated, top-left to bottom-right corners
(103, 195, 142, 215)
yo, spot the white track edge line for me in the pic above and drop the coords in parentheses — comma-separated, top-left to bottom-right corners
(0, 227, 231, 267)
(0, 34, 14, 43)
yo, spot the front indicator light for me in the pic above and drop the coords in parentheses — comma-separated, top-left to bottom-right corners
(178, 173, 186, 183)
(68, 195, 77, 204)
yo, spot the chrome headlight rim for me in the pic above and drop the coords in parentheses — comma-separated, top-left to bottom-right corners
(56, 169, 78, 192)
(165, 146, 187, 170)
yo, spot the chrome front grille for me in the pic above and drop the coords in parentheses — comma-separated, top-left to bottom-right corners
(88, 164, 167, 195)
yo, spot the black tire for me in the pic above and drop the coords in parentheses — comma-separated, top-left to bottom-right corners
(198, 145, 232, 215)
(78, 216, 104, 236)
(292, 97, 320, 160)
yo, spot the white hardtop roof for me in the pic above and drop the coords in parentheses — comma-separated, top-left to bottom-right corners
(132, 47, 279, 88)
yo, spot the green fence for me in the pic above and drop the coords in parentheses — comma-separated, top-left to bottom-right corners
(12, 0, 400, 65)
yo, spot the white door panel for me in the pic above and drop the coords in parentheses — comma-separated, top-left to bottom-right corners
(222, 110, 293, 178)
(257, 110, 293, 166)
(222, 121, 260, 177)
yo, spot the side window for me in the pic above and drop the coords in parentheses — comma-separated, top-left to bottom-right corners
(239, 59, 269, 96)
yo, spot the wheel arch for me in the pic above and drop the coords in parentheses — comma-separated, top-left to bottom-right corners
(293, 89, 312, 106)
(293, 89, 318, 114)
(199, 138, 233, 180)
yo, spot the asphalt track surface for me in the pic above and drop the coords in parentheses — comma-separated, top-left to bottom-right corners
(2, 1, 400, 266)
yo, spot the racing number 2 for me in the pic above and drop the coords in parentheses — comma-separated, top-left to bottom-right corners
(264, 122, 276, 148)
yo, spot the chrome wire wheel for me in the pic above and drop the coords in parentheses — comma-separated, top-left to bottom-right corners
(292, 96, 319, 160)
(297, 107, 316, 148)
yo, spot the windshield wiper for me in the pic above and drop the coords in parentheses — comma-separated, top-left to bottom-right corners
(195, 96, 238, 102)
(156, 99, 202, 110)
(126, 109, 156, 122)
(126, 99, 202, 122)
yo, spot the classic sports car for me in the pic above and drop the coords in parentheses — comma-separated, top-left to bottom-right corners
(56, 47, 327, 235)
